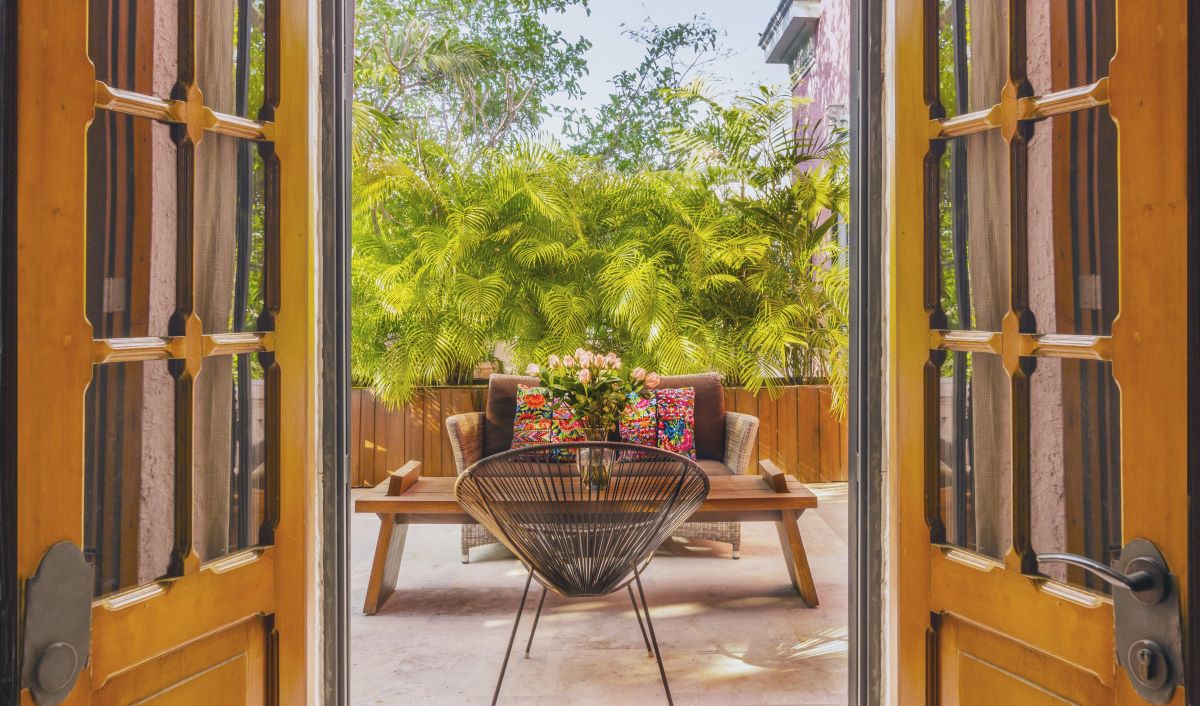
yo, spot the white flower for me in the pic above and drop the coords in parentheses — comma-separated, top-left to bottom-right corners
(577, 368, 592, 384)
(631, 367, 646, 381)
(563, 355, 576, 367)
(548, 354, 561, 367)
(579, 351, 594, 367)
(525, 363, 540, 375)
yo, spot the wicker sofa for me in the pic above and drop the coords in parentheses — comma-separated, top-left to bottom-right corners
(445, 372, 760, 563)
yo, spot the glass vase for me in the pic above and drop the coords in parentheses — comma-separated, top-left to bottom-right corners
(577, 426, 613, 491)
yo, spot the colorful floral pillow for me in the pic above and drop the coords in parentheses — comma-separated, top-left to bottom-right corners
(511, 385, 554, 448)
(512, 384, 587, 460)
(655, 387, 696, 459)
(552, 403, 587, 444)
(620, 391, 658, 447)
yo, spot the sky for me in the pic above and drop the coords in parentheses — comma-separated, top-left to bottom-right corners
(539, 0, 790, 137)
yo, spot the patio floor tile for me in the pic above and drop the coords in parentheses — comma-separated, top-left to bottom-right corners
(350, 482, 849, 705)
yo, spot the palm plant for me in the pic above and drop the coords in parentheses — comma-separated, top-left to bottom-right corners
(352, 81, 850, 413)
(664, 82, 850, 406)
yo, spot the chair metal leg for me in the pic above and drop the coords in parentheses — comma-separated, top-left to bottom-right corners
(627, 584, 652, 654)
(633, 568, 674, 706)
(492, 569, 534, 706)
(524, 586, 548, 657)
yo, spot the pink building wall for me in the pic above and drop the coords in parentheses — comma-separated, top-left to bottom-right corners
(790, 0, 851, 138)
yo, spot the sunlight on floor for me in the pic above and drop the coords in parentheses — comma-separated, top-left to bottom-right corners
(349, 487, 849, 705)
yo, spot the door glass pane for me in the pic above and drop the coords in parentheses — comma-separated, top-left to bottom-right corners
(1030, 357, 1121, 594)
(1026, 107, 1117, 335)
(1027, 355, 1118, 593)
(1025, 0, 1115, 95)
(87, 113, 178, 340)
(88, 0, 178, 96)
(86, 360, 176, 597)
(937, 351, 1011, 559)
(193, 356, 268, 561)
(195, 133, 267, 335)
(197, 0, 268, 119)
(937, 130, 1011, 330)
(937, 0, 1008, 118)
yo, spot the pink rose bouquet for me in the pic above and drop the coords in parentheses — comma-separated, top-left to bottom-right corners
(534, 350, 658, 437)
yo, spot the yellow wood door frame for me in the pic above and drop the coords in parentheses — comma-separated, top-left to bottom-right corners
(15, 0, 319, 701)
(887, 0, 1191, 702)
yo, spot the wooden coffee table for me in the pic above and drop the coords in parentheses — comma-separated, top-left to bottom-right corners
(355, 459, 820, 615)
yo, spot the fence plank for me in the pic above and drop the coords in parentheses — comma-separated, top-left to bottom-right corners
(384, 400, 405, 478)
(818, 388, 840, 482)
(838, 416, 850, 481)
(422, 389, 441, 477)
(776, 387, 801, 479)
(363, 390, 378, 485)
(349, 389, 363, 487)
(405, 394, 424, 480)
(757, 389, 778, 475)
(796, 387, 821, 482)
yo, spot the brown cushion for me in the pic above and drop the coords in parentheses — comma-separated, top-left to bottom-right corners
(658, 373, 726, 461)
(696, 459, 734, 477)
(484, 375, 540, 457)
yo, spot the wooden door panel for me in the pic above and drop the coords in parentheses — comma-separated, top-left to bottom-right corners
(16, 0, 316, 702)
(90, 550, 275, 682)
(891, 0, 1190, 702)
(95, 618, 265, 706)
(937, 616, 1110, 706)
(928, 548, 1111, 681)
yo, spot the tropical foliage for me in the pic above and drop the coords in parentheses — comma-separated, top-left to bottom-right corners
(351, 81, 850, 410)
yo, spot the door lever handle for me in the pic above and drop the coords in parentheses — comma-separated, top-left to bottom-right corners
(1036, 552, 1166, 604)
(1037, 540, 1183, 704)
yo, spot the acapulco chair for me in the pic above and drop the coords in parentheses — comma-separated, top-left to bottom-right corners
(454, 442, 710, 706)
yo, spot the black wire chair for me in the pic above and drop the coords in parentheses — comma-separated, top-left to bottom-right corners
(455, 442, 710, 706)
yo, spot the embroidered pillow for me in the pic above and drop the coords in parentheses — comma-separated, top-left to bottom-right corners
(511, 384, 587, 460)
(655, 387, 696, 459)
(551, 403, 587, 443)
(619, 391, 658, 447)
(510, 385, 554, 449)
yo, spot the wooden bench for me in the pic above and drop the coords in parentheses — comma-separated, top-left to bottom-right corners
(355, 459, 820, 614)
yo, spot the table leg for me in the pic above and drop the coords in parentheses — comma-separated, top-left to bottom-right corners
(775, 509, 819, 607)
(363, 514, 409, 615)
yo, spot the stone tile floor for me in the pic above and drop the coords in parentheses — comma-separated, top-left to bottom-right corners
(350, 483, 849, 705)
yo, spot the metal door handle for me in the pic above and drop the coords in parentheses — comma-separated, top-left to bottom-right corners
(1036, 552, 1166, 604)
(1038, 540, 1183, 704)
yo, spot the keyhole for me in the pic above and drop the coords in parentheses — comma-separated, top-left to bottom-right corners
(1135, 647, 1155, 683)
(1127, 640, 1169, 690)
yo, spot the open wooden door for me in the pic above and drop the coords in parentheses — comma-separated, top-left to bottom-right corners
(891, 0, 1190, 703)
(16, 0, 317, 703)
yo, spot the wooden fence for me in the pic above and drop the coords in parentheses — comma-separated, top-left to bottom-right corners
(350, 384, 848, 487)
